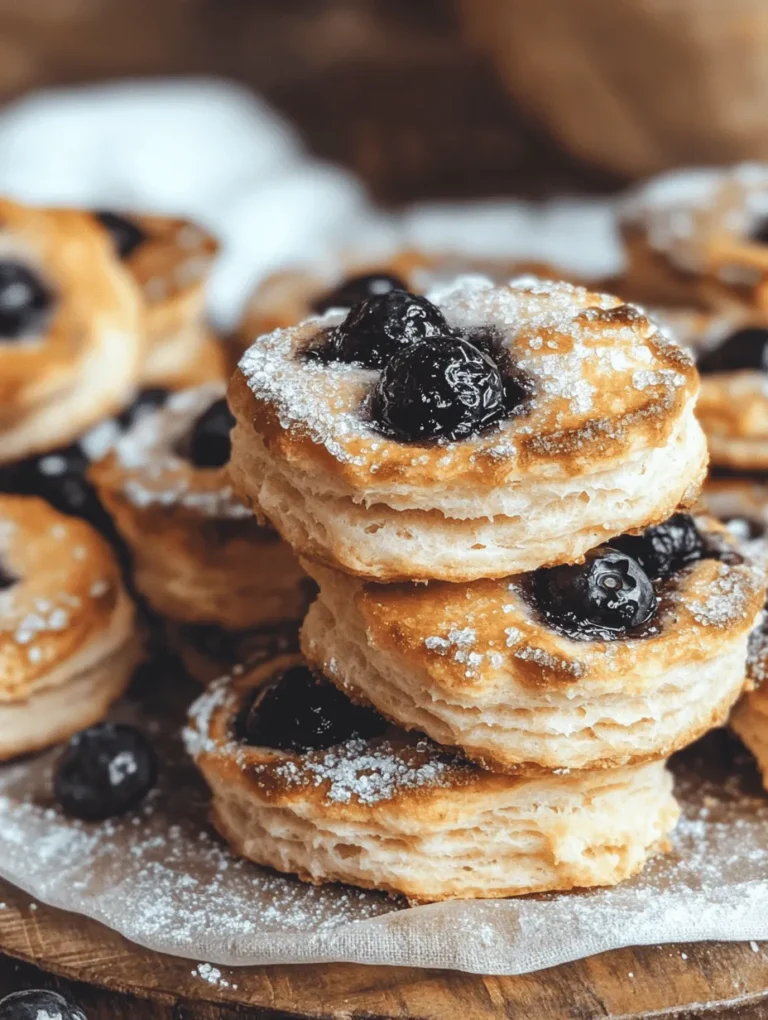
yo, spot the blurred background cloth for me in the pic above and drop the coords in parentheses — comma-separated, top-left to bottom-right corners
(0, 0, 616, 204)
(2, 0, 760, 323)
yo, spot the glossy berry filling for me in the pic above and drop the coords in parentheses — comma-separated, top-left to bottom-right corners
(0, 261, 53, 340)
(240, 665, 388, 753)
(311, 271, 407, 314)
(369, 334, 509, 442)
(697, 327, 768, 374)
(54, 723, 158, 821)
(0, 989, 87, 1020)
(611, 513, 707, 579)
(94, 210, 147, 259)
(181, 397, 235, 469)
(315, 290, 449, 369)
(533, 547, 657, 640)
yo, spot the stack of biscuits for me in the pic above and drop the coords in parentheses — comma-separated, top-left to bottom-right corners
(187, 271, 764, 902)
(616, 164, 768, 790)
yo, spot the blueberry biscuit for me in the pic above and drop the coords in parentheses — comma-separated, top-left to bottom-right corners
(90, 385, 308, 681)
(185, 654, 679, 902)
(0, 494, 141, 759)
(93, 210, 226, 389)
(618, 164, 768, 313)
(0, 198, 144, 465)
(228, 275, 707, 581)
(301, 514, 764, 772)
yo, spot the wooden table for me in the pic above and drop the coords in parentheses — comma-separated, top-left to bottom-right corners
(0, 878, 766, 1019)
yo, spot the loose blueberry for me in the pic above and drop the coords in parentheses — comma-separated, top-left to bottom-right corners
(612, 513, 706, 579)
(370, 334, 507, 442)
(321, 290, 449, 368)
(94, 211, 146, 259)
(0, 261, 53, 340)
(0, 990, 86, 1020)
(534, 547, 657, 639)
(54, 723, 157, 821)
(311, 272, 407, 314)
(183, 397, 235, 469)
(697, 327, 768, 374)
(240, 665, 387, 753)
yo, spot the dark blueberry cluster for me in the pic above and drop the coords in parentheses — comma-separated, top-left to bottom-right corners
(370, 334, 507, 442)
(309, 288, 531, 443)
(182, 397, 235, 469)
(697, 327, 768, 375)
(311, 271, 406, 314)
(54, 723, 158, 821)
(240, 665, 388, 753)
(612, 513, 706, 579)
(0, 990, 87, 1020)
(94, 210, 147, 259)
(0, 260, 53, 340)
(534, 515, 712, 640)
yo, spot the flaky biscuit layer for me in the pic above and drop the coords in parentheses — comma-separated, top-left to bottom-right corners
(186, 655, 679, 902)
(231, 275, 705, 581)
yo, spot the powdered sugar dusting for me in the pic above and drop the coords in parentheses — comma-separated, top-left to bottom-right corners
(238, 274, 694, 471)
(0, 674, 767, 973)
(271, 738, 455, 806)
(107, 384, 252, 518)
(619, 163, 768, 275)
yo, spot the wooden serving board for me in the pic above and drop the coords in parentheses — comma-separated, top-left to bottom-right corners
(0, 879, 766, 1019)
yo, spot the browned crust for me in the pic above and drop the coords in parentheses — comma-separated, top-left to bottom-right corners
(0, 494, 131, 700)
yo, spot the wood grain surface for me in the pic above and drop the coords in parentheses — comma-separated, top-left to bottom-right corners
(0, 877, 766, 1019)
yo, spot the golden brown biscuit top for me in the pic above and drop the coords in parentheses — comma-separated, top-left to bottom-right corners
(235, 275, 698, 488)
(1, 198, 141, 419)
(94, 212, 218, 307)
(185, 654, 492, 818)
(90, 383, 250, 520)
(344, 516, 763, 690)
(0, 494, 126, 699)
(620, 164, 768, 280)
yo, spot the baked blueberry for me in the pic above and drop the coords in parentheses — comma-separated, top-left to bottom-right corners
(311, 271, 407, 314)
(94, 210, 146, 259)
(182, 397, 235, 469)
(240, 665, 387, 752)
(0, 989, 87, 1020)
(612, 513, 705, 579)
(0, 261, 53, 340)
(322, 290, 449, 368)
(370, 334, 507, 442)
(534, 547, 657, 639)
(54, 723, 157, 821)
(697, 327, 768, 374)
